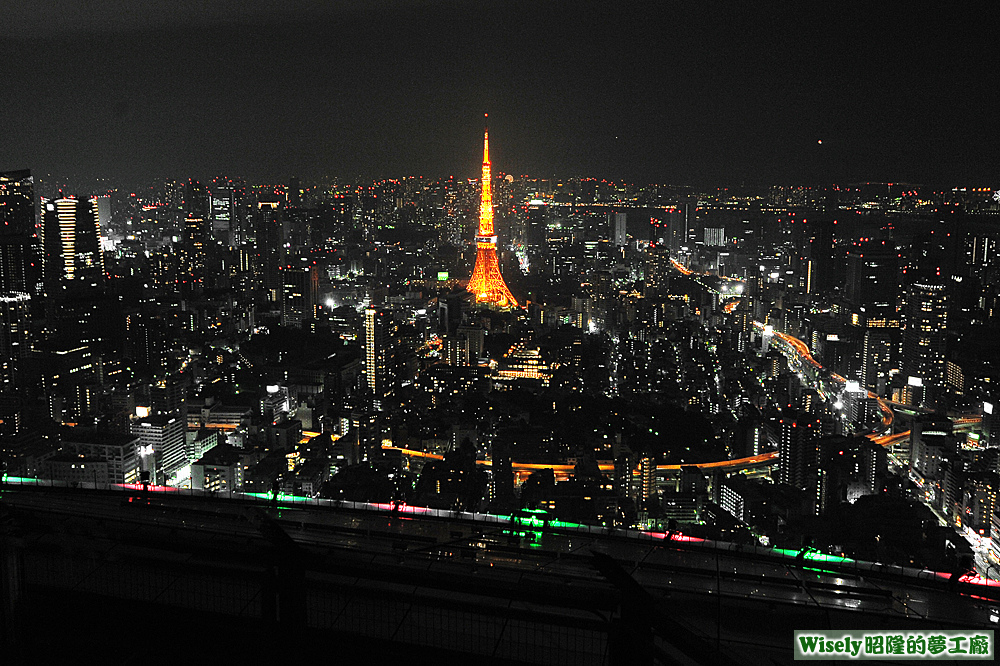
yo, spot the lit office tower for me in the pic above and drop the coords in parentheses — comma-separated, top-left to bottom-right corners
(95, 195, 111, 228)
(666, 207, 687, 254)
(39, 197, 104, 293)
(644, 248, 673, 298)
(0, 170, 37, 293)
(861, 329, 893, 395)
(257, 202, 283, 302)
(183, 178, 210, 220)
(902, 282, 948, 389)
(131, 412, 185, 486)
(0, 292, 30, 391)
(969, 234, 995, 281)
(807, 219, 836, 291)
(364, 306, 394, 409)
(777, 411, 822, 496)
(612, 212, 627, 248)
(704, 227, 726, 247)
(210, 185, 233, 233)
(467, 120, 518, 309)
(526, 201, 547, 249)
(846, 242, 897, 310)
(280, 264, 318, 329)
(179, 179, 211, 291)
(983, 401, 999, 446)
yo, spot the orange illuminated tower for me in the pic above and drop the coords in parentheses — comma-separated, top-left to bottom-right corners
(467, 118, 519, 308)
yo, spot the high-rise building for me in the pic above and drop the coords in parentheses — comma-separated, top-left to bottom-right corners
(637, 450, 656, 504)
(467, 120, 518, 309)
(840, 381, 871, 433)
(525, 201, 547, 249)
(288, 176, 302, 207)
(807, 218, 836, 291)
(181, 213, 208, 285)
(902, 281, 948, 390)
(846, 242, 897, 310)
(183, 178, 210, 220)
(131, 412, 185, 486)
(256, 201, 283, 302)
(983, 401, 1000, 446)
(94, 195, 111, 228)
(861, 329, 893, 395)
(908, 414, 952, 509)
(612, 212, 627, 248)
(364, 306, 394, 409)
(704, 227, 726, 247)
(968, 234, 995, 282)
(176, 179, 212, 293)
(455, 324, 485, 362)
(644, 248, 673, 298)
(663, 207, 687, 255)
(0, 169, 37, 294)
(0, 292, 30, 391)
(777, 410, 821, 499)
(39, 197, 104, 293)
(280, 264, 319, 329)
(211, 186, 234, 232)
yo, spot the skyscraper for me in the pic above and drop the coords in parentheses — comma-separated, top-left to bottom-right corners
(0, 292, 30, 391)
(704, 227, 726, 247)
(364, 306, 394, 409)
(846, 242, 897, 311)
(807, 218, 836, 290)
(467, 119, 518, 309)
(183, 178, 210, 220)
(281, 264, 319, 329)
(902, 281, 948, 389)
(526, 201, 547, 249)
(612, 212, 627, 248)
(861, 328, 893, 395)
(0, 169, 37, 294)
(777, 411, 821, 503)
(665, 207, 687, 255)
(210, 185, 234, 233)
(257, 201, 283, 303)
(39, 197, 104, 293)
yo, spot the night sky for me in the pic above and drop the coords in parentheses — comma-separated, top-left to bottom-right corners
(1, 1, 995, 187)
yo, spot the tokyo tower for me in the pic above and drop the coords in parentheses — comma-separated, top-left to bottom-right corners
(467, 118, 519, 308)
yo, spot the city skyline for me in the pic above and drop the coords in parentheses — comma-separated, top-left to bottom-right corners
(2, 2, 996, 187)
(3, 3, 1000, 663)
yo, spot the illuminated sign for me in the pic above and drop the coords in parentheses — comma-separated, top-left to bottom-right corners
(437, 271, 449, 281)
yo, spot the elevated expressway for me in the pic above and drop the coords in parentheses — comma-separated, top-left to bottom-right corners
(379, 446, 779, 482)
(666, 258, 981, 468)
(755, 322, 981, 457)
(382, 261, 981, 482)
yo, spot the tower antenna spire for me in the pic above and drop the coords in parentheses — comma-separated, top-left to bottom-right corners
(467, 118, 518, 309)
